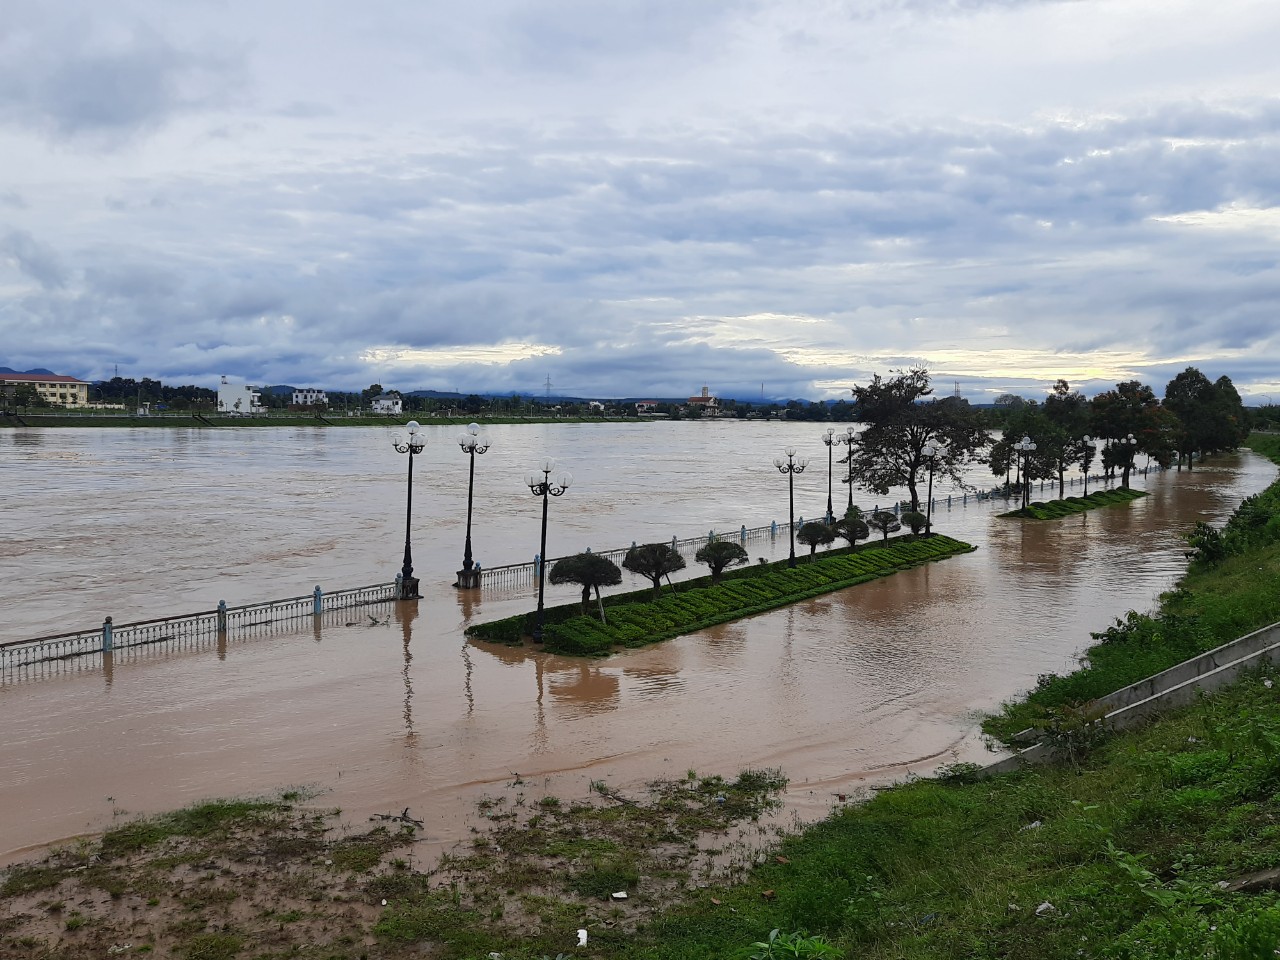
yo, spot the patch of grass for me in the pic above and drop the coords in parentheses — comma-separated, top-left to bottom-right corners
(1, 865, 64, 897)
(181, 932, 244, 960)
(1000, 487, 1147, 519)
(100, 799, 286, 857)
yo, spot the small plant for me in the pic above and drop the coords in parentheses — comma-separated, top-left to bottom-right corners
(745, 928, 842, 959)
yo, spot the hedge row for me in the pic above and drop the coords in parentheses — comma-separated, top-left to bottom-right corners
(467, 535, 975, 657)
(1000, 487, 1147, 520)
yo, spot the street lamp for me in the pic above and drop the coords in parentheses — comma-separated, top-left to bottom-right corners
(527, 458, 572, 642)
(820, 427, 837, 522)
(455, 422, 491, 590)
(922, 440, 948, 535)
(841, 426, 857, 512)
(1117, 433, 1138, 487)
(1013, 436, 1037, 510)
(1081, 436, 1097, 496)
(391, 420, 427, 598)
(774, 447, 809, 568)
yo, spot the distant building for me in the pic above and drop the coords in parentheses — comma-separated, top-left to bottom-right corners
(587, 401, 605, 412)
(0, 372, 90, 407)
(217, 376, 263, 415)
(686, 385, 719, 414)
(292, 388, 328, 407)
(635, 400, 660, 414)
(371, 394, 403, 415)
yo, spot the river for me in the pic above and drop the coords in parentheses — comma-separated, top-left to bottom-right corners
(0, 422, 1273, 863)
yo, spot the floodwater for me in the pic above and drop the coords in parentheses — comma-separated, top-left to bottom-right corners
(1, 423, 1274, 864)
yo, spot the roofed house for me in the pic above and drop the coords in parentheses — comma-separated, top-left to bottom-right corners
(371, 394, 403, 415)
(686, 385, 719, 414)
(0, 372, 90, 407)
(292, 388, 328, 407)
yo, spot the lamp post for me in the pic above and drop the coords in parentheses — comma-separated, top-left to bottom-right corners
(1013, 436, 1037, 510)
(921, 440, 948, 535)
(454, 422, 491, 589)
(391, 420, 426, 598)
(820, 427, 836, 522)
(1081, 435, 1096, 495)
(774, 447, 809, 568)
(527, 458, 572, 642)
(1117, 432, 1138, 487)
(841, 426, 857, 512)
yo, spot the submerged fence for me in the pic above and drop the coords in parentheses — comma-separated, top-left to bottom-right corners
(477, 467, 1154, 590)
(0, 581, 398, 679)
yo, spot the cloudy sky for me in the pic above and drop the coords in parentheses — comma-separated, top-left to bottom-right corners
(2, 0, 1279, 402)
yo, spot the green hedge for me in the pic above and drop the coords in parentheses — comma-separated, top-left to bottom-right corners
(1000, 487, 1147, 520)
(467, 535, 976, 657)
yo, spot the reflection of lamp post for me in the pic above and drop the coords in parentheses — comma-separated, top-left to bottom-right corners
(1081, 435, 1097, 495)
(527, 459, 572, 643)
(820, 427, 836, 522)
(774, 447, 809, 568)
(455, 422, 491, 590)
(1013, 436, 1037, 510)
(841, 426, 857, 512)
(391, 420, 426, 598)
(922, 440, 948, 535)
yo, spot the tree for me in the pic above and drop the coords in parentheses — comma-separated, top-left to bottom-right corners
(835, 506, 869, 548)
(361, 383, 384, 404)
(622, 543, 686, 599)
(867, 510, 901, 542)
(900, 510, 927, 535)
(1043, 379, 1090, 497)
(1164, 367, 1214, 470)
(549, 553, 622, 623)
(1090, 381, 1160, 487)
(694, 539, 749, 582)
(849, 369, 989, 511)
(796, 521, 835, 559)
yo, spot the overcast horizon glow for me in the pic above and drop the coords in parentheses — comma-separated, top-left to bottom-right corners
(3, 0, 1279, 402)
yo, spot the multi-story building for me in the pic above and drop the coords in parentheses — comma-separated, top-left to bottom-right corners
(0, 372, 90, 407)
(292, 388, 328, 407)
(371, 394, 403, 415)
(216, 376, 263, 415)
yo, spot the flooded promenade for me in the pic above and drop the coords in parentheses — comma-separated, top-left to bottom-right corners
(1, 422, 1273, 863)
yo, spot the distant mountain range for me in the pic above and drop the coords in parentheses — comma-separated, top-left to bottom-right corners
(0, 367, 57, 376)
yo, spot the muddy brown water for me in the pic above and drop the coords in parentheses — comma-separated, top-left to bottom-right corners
(1, 423, 1273, 865)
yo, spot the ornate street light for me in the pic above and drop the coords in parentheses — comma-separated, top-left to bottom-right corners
(922, 440, 948, 535)
(1013, 435, 1037, 510)
(455, 422, 491, 590)
(840, 426, 857, 512)
(820, 427, 837, 522)
(391, 420, 427, 598)
(774, 447, 809, 568)
(1116, 432, 1138, 487)
(1081, 435, 1097, 496)
(527, 458, 572, 642)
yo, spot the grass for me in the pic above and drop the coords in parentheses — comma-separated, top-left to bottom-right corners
(999, 486, 1147, 519)
(468, 534, 976, 655)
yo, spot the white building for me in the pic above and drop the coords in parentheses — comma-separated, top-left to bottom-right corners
(217, 376, 263, 415)
(371, 393, 403, 415)
(292, 388, 328, 407)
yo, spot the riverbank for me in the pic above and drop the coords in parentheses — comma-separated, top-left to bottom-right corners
(0, 411, 642, 428)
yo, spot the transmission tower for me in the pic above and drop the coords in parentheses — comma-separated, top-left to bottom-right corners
(544, 375, 553, 400)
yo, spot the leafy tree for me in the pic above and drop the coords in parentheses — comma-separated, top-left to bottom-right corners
(867, 510, 901, 542)
(622, 543, 686, 599)
(835, 506, 869, 548)
(1043, 379, 1091, 497)
(694, 539, 749, 581)
(1090, 381, 1160, 487)
(796, 521, 835, 559)
(549, 553, 622, 623)
(900, 510, 927, 535)
(361, 383, 384, 403)
(848, 368, 989, 511)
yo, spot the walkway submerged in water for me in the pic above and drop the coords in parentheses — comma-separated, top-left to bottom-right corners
(468, 534, 977, 656)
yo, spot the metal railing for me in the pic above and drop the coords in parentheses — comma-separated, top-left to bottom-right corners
(1, 581, 398, 679)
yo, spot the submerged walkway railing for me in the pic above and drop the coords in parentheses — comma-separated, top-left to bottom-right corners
(1, 581, 397, 678)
